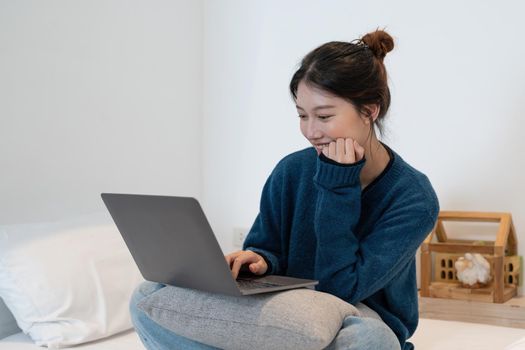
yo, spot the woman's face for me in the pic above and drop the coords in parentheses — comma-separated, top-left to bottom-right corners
(295, 80, 374, 155)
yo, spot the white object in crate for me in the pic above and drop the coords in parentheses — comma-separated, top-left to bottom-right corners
(454, 253, 491, 286)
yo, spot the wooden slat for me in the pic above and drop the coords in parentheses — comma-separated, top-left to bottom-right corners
(495, 213, 511, 249)
(427, 282, 516, 303)
(419, 293, 524, 328)
(422, 231, 433, 246)
(493, 256, 505, 303)
(508, 219, 518, 255)
(429, 242, 495, 254)
(445, 239, 493, 244)
(438, 211, 505, 222)
(435, 220, 448, 242)
(420, 250, 432, 297)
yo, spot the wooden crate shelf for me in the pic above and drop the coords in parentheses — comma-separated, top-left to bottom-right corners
(420, 211, 521, 303)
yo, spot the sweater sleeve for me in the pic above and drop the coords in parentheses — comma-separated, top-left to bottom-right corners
(313, 155, 438, 304)
(242, 164, 286, 276)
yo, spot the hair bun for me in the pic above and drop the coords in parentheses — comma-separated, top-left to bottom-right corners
(361, 28, 394, 61)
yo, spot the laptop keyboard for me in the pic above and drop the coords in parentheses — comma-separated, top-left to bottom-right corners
(236, 279, 282, 290)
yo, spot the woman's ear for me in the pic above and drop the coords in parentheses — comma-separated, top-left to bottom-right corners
(362, 104, 380, 124)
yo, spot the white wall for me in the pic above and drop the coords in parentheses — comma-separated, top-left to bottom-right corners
(202, 0, 525, 290)
(0, 0, 203, 223)
(1, 0, 524, 287)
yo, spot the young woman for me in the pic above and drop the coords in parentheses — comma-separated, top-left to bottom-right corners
(130, 29, 439, 350)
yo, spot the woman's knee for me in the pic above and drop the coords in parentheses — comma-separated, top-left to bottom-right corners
(329, 316, 400, 350)
(354, 318, 400, 350)
(130, 281, 166, 313)
(368, 319, 400, 350)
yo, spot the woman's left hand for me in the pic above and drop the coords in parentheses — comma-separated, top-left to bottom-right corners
(322, 138, 365, 164)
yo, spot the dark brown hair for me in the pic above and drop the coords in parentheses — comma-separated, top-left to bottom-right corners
(289, 28, 394, 143)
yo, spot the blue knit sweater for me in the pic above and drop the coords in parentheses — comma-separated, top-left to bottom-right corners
(242, 143, 439, 350)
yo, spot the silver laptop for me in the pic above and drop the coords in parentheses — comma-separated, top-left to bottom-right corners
(101, 193, 318, 296)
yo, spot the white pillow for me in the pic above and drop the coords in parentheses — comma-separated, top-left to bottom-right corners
(0, 212, 144, 348)
(137, 284, 361, 350)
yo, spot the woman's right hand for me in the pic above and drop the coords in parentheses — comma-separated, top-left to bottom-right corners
(322, 137, 365, 164)
(225, 250, 268, 280)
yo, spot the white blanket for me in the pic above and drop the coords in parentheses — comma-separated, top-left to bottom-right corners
(0, 329, 143, 350)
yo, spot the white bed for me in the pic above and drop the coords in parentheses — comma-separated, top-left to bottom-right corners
(0, 329, 142, 350)
(411, 318, 525, 350)
(1, 318, 525, 350)
(1, 212, 524, 350)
